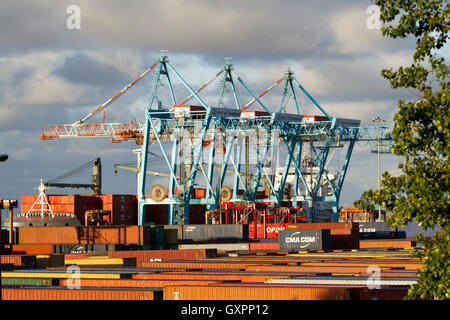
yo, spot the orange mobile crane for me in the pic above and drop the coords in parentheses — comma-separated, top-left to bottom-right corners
(339, 206, 374, 222)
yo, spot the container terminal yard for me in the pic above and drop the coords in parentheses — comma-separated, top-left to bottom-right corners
(1, 55, 420, 301)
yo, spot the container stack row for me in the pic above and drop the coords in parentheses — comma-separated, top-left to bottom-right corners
(1, 241, 420, 300)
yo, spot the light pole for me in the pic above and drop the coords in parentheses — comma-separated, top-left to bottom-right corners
(371, 117, 385, 222)
(0, 154, 9, 300)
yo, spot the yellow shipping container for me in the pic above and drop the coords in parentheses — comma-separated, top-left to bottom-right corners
(1, 272, 122, 279)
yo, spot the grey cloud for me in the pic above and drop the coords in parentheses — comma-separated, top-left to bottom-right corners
(53, 53, 132, 87)
(0, 0, 405, 60)
(12, 66, 35, 85)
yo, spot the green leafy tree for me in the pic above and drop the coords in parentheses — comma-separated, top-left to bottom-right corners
(355, 0, 449, 299)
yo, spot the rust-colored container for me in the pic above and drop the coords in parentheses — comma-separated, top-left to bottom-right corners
(10, 244, 54, 255)
(78, 226, 151, 244)
(359, 287, 409, 300)
(1, 255, 37, 268)
(163, 285, 352, 300)
(193, 188, 206, 199)
(109, 249, 216, 267)
(132, 272, 303, 283)
(360, 239, 416, 249)
(59, 278, 217, 288)
(17, 225, 154, 245)
(141, 261, 250, 270)
(2, 287, 159, 300)
(18, 227, 79, 244)
(249, 242, 278, 250)
(78, 226, 119, 244)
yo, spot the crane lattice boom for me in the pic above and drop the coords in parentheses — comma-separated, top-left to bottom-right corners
(41, 122, 144, 140)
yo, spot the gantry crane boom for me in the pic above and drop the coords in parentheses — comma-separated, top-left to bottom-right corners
(41, 60, 158, 141)
(241, 77, 284, 110)
(75, 61, 159, 125)
(41, 122, 144, 141)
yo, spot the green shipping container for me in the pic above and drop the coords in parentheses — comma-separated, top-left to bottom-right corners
(150, 243, 166, 250)
(1, 228, 19, 244)
(137, 244, 152, 250)
(150, 226, 164, 244)
(2, 277, 59, 286)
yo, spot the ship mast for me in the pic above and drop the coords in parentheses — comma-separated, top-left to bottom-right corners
(26, 179, 54, 218)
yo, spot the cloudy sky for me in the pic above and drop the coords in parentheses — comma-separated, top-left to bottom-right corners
(1, 0, 442, 219)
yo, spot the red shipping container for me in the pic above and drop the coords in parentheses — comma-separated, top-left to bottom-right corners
(10, 244, 54, 255)
(249, 224, 287, 239)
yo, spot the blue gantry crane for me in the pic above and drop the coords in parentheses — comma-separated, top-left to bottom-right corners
(136, 55, 393, 225)
(41, 54, 393, 225)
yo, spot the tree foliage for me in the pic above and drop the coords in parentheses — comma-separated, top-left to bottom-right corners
(355, 0, 449, 299)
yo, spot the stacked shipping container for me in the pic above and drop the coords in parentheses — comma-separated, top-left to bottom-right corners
(20, 194, 137, 225)
(17, 226, 152, 245)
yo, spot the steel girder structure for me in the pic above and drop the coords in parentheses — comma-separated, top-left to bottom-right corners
(138, 55, 393, 225)
(223, 69, 393, 223)
(137, 56, 323, 225)
(38, 52, 392, 225)
(138, 56, 245, 225)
